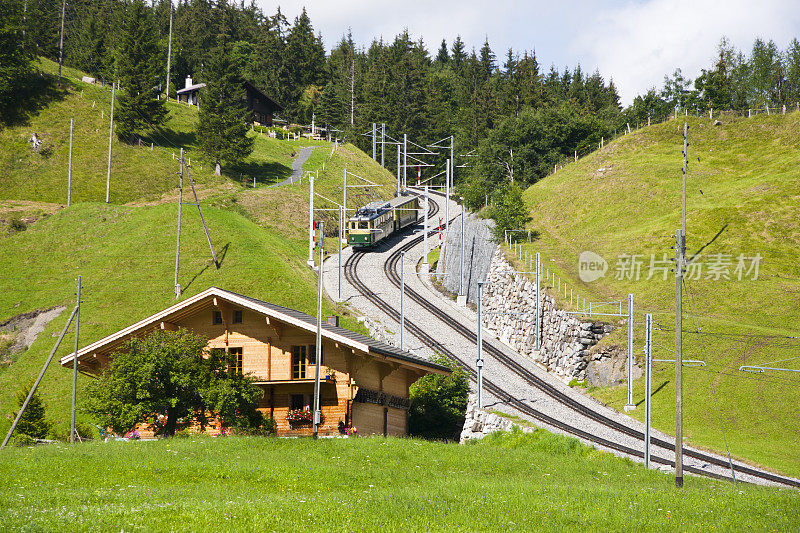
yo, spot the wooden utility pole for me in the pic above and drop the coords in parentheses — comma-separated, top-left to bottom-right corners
(58, 0, 66, 86)
(67, 118, 73, 206)
(675, 121, 688, 488)
(186, 161, 219, 269)
(106, 82, 115, 203)
(2, 303, 79, 449)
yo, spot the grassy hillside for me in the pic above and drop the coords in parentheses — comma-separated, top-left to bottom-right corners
(0, 61, 402, 439)
(0, 58, 327, 206)
(1, 430, 798, 531)
(0, 203, 361, 438)
(518, 113, 800, 476)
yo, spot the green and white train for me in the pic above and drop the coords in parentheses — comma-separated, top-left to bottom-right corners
(347, 194, 421, 248)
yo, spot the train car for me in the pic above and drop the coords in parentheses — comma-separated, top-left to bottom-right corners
(347, 194, 420, 248)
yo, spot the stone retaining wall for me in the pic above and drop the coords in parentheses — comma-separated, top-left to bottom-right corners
(460, 396, 535, 442)
(482, 249, 615, 382)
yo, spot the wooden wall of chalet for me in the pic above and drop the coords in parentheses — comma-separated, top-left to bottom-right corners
(176, 302, 418, 437)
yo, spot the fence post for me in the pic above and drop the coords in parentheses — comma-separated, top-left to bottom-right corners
(748, 108, 751, 118)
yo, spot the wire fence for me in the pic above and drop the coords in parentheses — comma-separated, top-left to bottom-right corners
(548, 101, 800, 178)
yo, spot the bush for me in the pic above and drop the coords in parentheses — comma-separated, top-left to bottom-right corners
(84, 329, 263, 437)
(489, 182, 534, 243)
(11, 384, 51, 439)
(8, 216, 27, 233)
(408, 355, 470, 441)
(9, 433, 36, 447)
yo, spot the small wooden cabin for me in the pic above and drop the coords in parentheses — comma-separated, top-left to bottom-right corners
(60, 287, 449, 437)
(175, 76, 283, 125)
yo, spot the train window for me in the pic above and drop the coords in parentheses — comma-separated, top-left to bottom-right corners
(359, 222, 368, 229)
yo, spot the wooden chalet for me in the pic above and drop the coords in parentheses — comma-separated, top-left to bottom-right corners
(175, 76, 283, 126)
(60, 287, 449, 437)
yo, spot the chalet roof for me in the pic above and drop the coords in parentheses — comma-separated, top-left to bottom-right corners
(176, 82, 206, 94)
(243, 80, 283, 111)
(60, 286, 449, 374)
(175, 79, 283, 111)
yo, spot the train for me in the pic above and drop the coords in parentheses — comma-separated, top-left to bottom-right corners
(347, 194, 421, 248)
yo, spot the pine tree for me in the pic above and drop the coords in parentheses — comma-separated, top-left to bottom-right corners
(749, 38, 782, 107)
(785, 39, 800, 105)
(0, 0, 35, 124)
(198, 30, 253, 175)
(318, 81, 342, 128)
(13, 383, 51, 439)
(451, 35, 466, 72)
(283, 7, 325, 119)
(115, 0, 167, 142)
(435, 39, 449, 67)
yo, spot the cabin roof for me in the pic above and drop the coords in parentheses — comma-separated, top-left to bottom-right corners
(243, 80, 284, 111)
(176, 82, 206, 94)
(60, 286, 449, 374)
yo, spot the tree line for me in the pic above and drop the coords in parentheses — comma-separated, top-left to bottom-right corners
(6, 1, 800, 203)
(627, 36, 800, 124)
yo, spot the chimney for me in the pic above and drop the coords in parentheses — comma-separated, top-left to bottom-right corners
(326, 316, 339, 327)
(185, 76, 192, 89)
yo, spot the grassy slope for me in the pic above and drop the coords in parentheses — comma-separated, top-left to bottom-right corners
(519, 114, 800, 477)
(1, 431, 798, 531)
(0, 58, 329, 206)
(236, 142, 399, 241)
(0, 62, 401, 438)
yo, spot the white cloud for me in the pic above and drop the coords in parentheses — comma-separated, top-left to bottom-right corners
(573, 0, 800, 105)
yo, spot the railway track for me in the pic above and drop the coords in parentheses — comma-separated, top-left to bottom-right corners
(343, 192, 800, 488)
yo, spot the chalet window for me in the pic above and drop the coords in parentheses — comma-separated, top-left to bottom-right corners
(229, 347, 243, 375)
(290, 394, 305, 410)
(213, 310, 223, 325)
(307, 344, 322, 365)
(233, 309, 243, 324)
(291, 346, 307, 379)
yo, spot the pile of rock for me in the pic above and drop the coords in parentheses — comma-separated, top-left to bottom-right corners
(460, 396, 536, 443)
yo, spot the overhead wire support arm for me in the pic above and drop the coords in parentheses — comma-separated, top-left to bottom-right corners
(739, 365, 800, 374)
(405, 138, 438, 155)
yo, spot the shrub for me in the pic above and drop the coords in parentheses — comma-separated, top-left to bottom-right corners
(84, 329, 263, 437)
(408, 355, 469, 441)
(9, 433, 36, 447)
(8, 216, 27, 233)
(489, 182, 534, 242)
(11, 384, 51, 439)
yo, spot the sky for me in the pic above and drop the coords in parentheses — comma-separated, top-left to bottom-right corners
(256, 0, 800, 106)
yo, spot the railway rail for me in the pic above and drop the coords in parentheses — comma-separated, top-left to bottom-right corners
(343, 191, 800, 489)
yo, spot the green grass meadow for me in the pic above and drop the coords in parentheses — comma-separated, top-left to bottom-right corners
(1, 431, 798, 531)
(518, 113, 800, 477)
